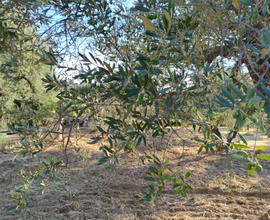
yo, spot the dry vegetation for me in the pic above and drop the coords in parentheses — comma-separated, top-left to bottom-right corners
(1, 128, 270, 220)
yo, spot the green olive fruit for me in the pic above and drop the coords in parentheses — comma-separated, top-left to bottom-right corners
(248, 161, 256, 167)
(253, 8, 258, 14)
(253, 13, 258, 19)
(120, 89, 125, 95)
(255, 165, 262, 172)
(148, 14, 153, 20)
(143, 102, 147, 107)
(251, 17, 256, 24)
(255, 149, 263, 155)
(91, 75, 95, 80)
(149, 94, 155, 100)
(138, 94, 143, 101)
(246, 163, 252, 170)
(244, 6, 249, 13)
(135, 100, 140, 106)
(153, 13, 157, 19)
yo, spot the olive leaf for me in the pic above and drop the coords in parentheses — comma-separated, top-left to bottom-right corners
(232, 0, 240, 10)
(139, 15, 156, 31)
(163, 9, 171, 31)
(261, 48, 269, 56)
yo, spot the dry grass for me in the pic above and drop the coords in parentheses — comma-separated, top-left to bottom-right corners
(219, 127, 270, 152)
(0, 128, 270, 220)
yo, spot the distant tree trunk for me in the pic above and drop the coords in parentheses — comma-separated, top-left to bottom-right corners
(57, 118, 64, 141)
(211, 126, 223, 140)
(79, 121, 84, 127)
(28, 119, 33, 127)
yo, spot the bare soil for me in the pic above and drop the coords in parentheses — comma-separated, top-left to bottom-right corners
(1, 128, 270, 220)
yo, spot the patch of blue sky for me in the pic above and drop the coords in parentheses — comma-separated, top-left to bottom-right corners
(38, 0, 133, 82)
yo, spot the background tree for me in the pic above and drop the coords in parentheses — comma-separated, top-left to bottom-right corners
(37, 0, 270, 169)
(0, 1, 59, 128)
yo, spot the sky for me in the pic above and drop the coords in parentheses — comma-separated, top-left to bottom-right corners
(44, 0, 135, 82)
(43, 0, 239, 85)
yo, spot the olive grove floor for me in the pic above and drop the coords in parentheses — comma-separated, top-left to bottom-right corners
(0, 128, 270, 220)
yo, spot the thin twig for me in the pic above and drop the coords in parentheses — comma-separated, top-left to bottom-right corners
(253, 112, 264, 158)
(170, 126, 186, 159)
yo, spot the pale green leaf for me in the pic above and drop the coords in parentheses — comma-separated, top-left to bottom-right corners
(231, 143, 251, 149)
(257, 146, 266, 150)
(232, 0, 240, 10)
(139, 15, 156, 31)
(257, 155, 270, 160)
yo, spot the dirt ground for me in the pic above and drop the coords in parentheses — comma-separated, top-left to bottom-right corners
(1, 128, 270, 220)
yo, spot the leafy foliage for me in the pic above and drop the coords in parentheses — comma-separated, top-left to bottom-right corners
(2, 0, 270, 209)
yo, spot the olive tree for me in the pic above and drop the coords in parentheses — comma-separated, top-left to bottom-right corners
(5, 0, 270, 208)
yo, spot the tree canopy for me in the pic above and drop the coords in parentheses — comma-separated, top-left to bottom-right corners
(2, 0, 270, 209)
